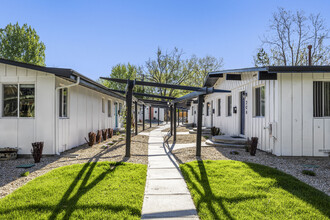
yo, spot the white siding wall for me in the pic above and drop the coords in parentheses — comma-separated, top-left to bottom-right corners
(278, 72, 330, 156)
(188, 71, 330, 157)
(56, 77, 124, 153)
(203, 72, 274, 153)
(0, 64, 55, 155)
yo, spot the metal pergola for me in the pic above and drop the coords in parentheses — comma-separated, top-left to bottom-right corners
(100, 77, 231, 157)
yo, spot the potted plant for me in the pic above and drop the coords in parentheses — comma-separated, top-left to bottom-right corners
(31, 142, 44, 163)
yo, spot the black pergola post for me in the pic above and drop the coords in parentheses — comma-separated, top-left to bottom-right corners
(158, 107, 160, 125)
(135, 101, 138, 135)
(196, 94, 204, 157)
(166, 108, 168, 124)
(125, 81, 134, 158)
(142, 104, 145, 131)
(149, 107, 152, 128)
(174, 103, 177, 142)
(170, 105, 173, 135)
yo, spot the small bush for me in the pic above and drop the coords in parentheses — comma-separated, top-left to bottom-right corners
(116, 131, 120, 136)
(302, 170, 316, 176)
(203, 136, 209, 139)
(21, 172, 29, 177)
(230, 150, 239, 155)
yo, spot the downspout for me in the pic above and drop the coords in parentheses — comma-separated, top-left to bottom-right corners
(54, 76, 80, 155)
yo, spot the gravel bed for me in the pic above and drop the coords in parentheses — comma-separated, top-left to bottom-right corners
(161, 126, 189, 133)
(0, 133, 149, 199)
(172, 146, 330, 196)
(167, 134, 207, 145)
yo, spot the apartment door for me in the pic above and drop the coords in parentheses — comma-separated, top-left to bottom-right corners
(240, 92, 245, 135)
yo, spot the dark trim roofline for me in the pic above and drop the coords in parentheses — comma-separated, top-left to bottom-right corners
(205, 65, 330, 87)
(0, 58, 125, 100)
(209, 65, 330, 75)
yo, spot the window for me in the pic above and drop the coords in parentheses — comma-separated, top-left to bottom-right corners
(59, 88, 68, 117)
(206, 102, 210, 116)
(191, 106, 194, 115)
(3, 84, 35, 117)
(108, 100, 112, 117)
(254, 86, 265, 117)
(119, 103, 122, 114)
(314, 81, 330, 117)
(102, 98, 105, 113)
(217, 99, 221, 116)
(227, 96, 232, 116)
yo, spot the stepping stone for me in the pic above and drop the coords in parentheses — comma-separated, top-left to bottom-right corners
(16, 164, 35, 168)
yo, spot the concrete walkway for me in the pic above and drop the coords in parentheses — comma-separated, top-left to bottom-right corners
(141, 125, 198, 219)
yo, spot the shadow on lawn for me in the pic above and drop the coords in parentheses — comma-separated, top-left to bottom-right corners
(47, 144, 134, 220)
(244, 162, 330, 218)
(184, 161, 266, 220)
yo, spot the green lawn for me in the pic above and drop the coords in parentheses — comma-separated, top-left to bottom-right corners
(0, 162, 147, 219)
(180, 160, 330, 220)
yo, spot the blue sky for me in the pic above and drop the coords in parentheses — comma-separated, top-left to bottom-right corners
(0, 0, 329, 80)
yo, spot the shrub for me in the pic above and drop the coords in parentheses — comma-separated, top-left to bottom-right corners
(230, 150, 239, 155)
(20, 171, 29, 177)
(302, 170, 316, 176)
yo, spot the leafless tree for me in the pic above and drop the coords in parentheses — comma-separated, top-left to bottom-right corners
(257, 8, 329, 66)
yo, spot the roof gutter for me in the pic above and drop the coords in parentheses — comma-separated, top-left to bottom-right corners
(54, 76, 80, 155)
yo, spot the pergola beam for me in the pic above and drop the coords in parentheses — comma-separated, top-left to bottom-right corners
(101, 78, 206, 91)
(109, 89, 176, 100)
(172, 87, 231, 104)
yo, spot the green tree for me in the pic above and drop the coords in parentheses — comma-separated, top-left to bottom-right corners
(0, 23, 46, 66)
(100, 63, 148, 94)
(256, 8, 330, 66)
(253, 48, 270, 67)
(187, 55, 223, 87)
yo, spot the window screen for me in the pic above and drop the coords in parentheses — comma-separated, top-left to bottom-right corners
(314, 81, 330, 117)
(227, 96, 232, 116)
(217, 99, 221, 116)
(255, 86, 265, 117)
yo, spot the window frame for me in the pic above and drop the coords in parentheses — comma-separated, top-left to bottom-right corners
(217, 98, 221, 116)
(102, 98, 105, 113)
(59, 88, 69, 118)
(254, 85, 265, 117)
(2, 83, 35, 118)
(206, 102, 210, 116)
(227, 95, 232, 117)
(313, 81, 330, 118)
(108, 100, 112, 117)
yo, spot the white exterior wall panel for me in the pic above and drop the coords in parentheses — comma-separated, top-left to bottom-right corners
(0, 64, 55, 155)
(56, 77, 123, 154)
(189, 71, 330, 156)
